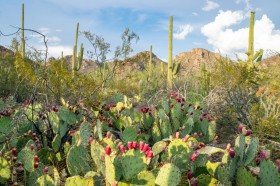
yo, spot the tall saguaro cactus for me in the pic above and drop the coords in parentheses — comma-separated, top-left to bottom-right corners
(72, 22, 84, 75)
(21, 3, 25, 57)
(167, 16, 173, 89)
(239, 12, 263, 66)
(149, 45, 153, 77)
(247, 11, 255, 64)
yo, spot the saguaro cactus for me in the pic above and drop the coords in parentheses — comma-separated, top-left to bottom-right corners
(239, 12, 263, 66)
(149, 45, 152, 77)
(167, 16, 173, 89)
(21, 3, 25, 57)
(72, 23, 84, 75)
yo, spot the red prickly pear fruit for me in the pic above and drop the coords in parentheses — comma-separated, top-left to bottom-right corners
(88, 137, 94, 144)
(199, 142, 205, 147)
(191, 179, 198, 186)
(25, 100, 30, 105)
(181, 107, 184, 111)
(108, 123, 113, 127)
(11, 148, 16, 156)
(30, 144, 35, 151)
(111, 104, 117, 107)
(175, 132, 180, 139)
(226, 143, 231, 151)
(121, 106, 125, 111)
(276, 159, 280, 166)
(170, 103, 174, 108)
(193, 133, 198, 137)
(6, 156, 11, 161)
(190, 153, 199, 161)
(119, 145, 125, 153)
(132, 141, 138, 149)
(245, 129, 252, 136)
(142, 144, 149, 152)
(139, 141, 145, 150)
(196, 105, 200, 110)
(137, 129, 141, 134)
(13, 170, 17, 176)
(105, 146, 111, 155)
(260, 150, 267, 160)
(12, 157, 17, 162)
(187, 171, 193, 180)
(106, 131, 111, 138)
(146, 151, 153, 165)
(127, 141, 133, 149)
(175, 97, 181, 103)
(112, 181, 118, 186)
(182, 97, 186, 102)
(44, 166, 49, 174)
(22, 103, 25, 107)
(33, 155, 39, 162)
(183, 135, 190, 142)
(238, 124, 244, 133)
(229, 149, 235, 158)
(199, 133, 203, 137)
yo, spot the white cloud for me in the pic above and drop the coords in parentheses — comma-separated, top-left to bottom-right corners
(46, 36, 61, 44)
(174, 24, 193, 40)
(38, 27, 50, 35)
(192, 12, 198, 16)
(202, 0, 220, 11)
(201, 10, 280, 58)
(47, 45, 73, 58)
(137, 14, 148, 23)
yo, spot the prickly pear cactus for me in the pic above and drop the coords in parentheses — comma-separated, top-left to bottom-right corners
(105, 155, 121, 185)
(243, 137, 259, 166)
(91, 140, 105, 174)
(121, 149, 147, 181)
(168, 139, 192, 170)
(259, 160, 280, 186)
(155, 163, 181, 186)
(152, 141, 167, 156)
(0, 157, 10, 184)
(197, 174, 218, 186)
(122, 126, 137, 144)
(131, 170, 156, 186)
(66, 145, 91, 176)
(17, 140, 36, 172)
(79, 121, 92, 145)
(65, 176, 94, 186)
(0, 116, 13, 136)
(36, 175, 55, 186)
(235, 166, 256, 186)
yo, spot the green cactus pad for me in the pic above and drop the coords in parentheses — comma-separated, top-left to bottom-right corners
(162, 100, 170, 113)
(121, 149, 147, 181)
(181, 117, 194, 136)
(17, 140, 36, 172)
(197, 146, 224, 155)
(48, 111, 60, 134)
(205, 121, 216, 143)
(79, 121, 92, 145)
(122, 126, 137, 144)
(235, 134, 245, 161)
(0, 116, 13, 135)
(168, 139, 192, 170)
(206, 161, 220, 176)
(197, 174, 218, 186)
(52, 134, 61, 153)
(0, 157, 10, 184)
(53, 167, 60, 186)
(151, 122, 162, 143)
(236, 166, 256, 186)
(105, 155, 117, 185)
(259, 160, 280, 186)
(59, 106, 78, 125)
(131, 170, 156, 186)
(155, 163, 181, 186)
(91, 141, 105, 174)
(36, 175, 55, 186)
(65, 176, 94, 186)
(243, 137, 259, 166)
(66, 145, 91, 176)
(152, 141, 167, 156)
(160, 120, 172, 139)
(142, 113, 155, 129)
(215, 165, 230, 184)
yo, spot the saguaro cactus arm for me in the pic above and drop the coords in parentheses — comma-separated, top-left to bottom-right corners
(72, 23, 84, 73)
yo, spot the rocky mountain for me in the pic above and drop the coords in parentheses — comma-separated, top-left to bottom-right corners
(174, 48, 221, 74)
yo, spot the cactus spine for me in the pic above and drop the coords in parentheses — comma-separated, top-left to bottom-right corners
(149, 45, 152, 77)
(167, 16, 173, 89)
(21, 3, 25, 57)
(72, 23, 84, 75)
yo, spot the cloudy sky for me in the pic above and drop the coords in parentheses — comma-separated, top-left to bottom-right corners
(0, 0, 279, 61)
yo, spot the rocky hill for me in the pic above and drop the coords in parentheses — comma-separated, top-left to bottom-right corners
(174, 48, 221, 75)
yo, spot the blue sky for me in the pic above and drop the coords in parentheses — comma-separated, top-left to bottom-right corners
(1, 0, 280, 61)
